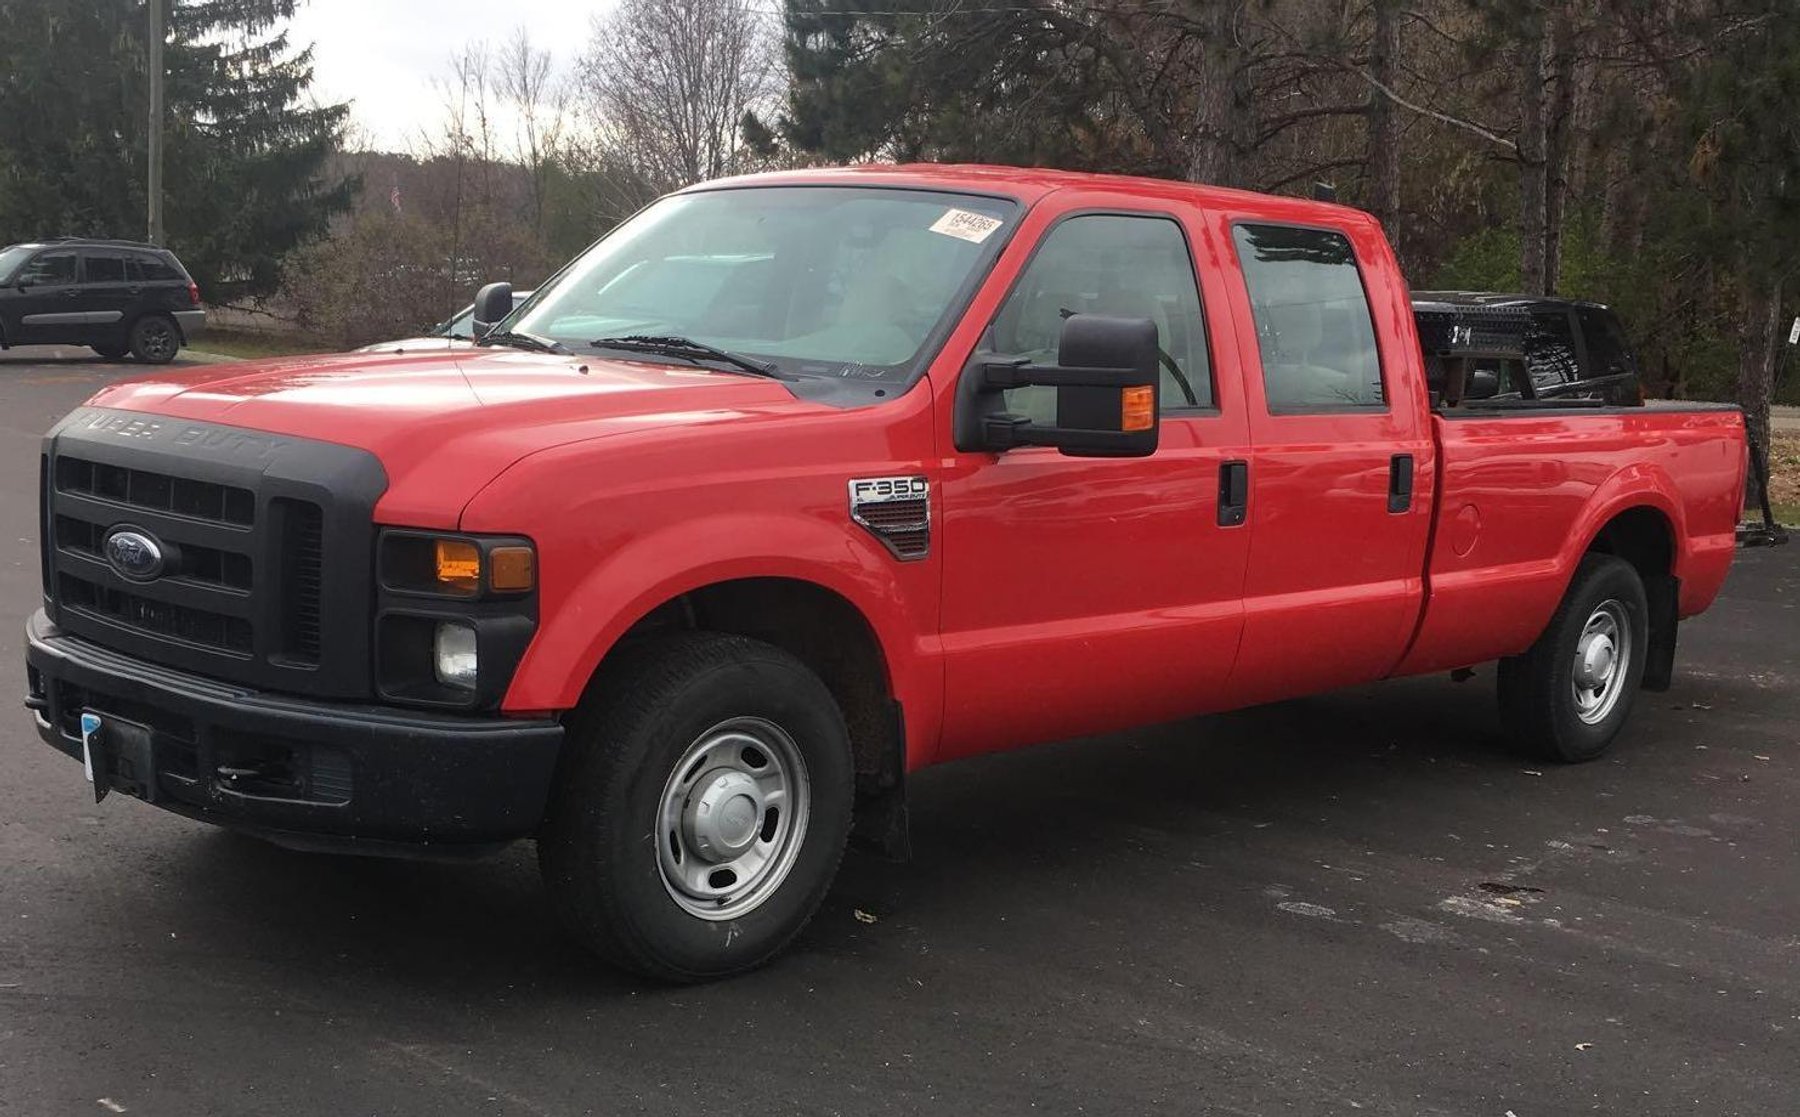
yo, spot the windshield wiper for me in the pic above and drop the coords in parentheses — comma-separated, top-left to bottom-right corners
(590, 335, 785, 380)
(476, 329, 568, 354)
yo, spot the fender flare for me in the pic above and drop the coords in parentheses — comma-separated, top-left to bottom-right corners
(1556, 463, 1688, 585)
(501, 511, 927, 717)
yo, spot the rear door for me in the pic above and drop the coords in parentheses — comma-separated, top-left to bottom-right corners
(1213, 216, 1435, 706)
(936, 194, 1254, 760)
(10, 250, 80, 344)
(76, 250, 134, 339)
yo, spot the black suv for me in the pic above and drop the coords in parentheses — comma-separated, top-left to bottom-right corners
(0, 238, 205, 363)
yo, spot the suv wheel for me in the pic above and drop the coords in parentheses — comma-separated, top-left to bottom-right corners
(539, 632, 854, 982)
(1498, 553, 1649, 762)
(128, 315, 180, 364)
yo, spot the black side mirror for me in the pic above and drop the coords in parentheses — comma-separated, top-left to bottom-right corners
(471, 281, 513, 339)
(953, 314, 1161, 458)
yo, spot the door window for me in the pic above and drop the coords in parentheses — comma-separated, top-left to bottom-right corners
(18, 252, 76, 287)
(83, 253, 127, 284)
(988, 214, 1213, 419)
(1232, 224, 1384, 410)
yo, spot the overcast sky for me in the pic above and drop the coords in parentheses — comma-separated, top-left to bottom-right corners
(286, 0, 606, 150)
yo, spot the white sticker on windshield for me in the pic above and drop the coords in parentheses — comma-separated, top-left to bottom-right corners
(929, 208, 1004, 244)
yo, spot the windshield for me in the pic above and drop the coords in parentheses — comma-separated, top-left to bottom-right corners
(509, 187, 1017, 383)
(0, 245, 35, 284)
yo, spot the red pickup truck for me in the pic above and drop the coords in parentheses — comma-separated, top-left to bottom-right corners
(24, 165, 1746, 981)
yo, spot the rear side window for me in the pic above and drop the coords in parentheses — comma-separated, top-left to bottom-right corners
(1233, 224, 1384, 410)
(134, 253, 183, 282)
(83, 254, 127, 283)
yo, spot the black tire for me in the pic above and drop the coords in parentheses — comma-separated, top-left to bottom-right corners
(90, 342, 129, 360)
(538, 632, 855, 982)
(1498, 553, 1649, 763)
(128, 315, 180, 364)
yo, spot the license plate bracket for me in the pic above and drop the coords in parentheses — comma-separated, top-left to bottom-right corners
(79, 711, 158, 804)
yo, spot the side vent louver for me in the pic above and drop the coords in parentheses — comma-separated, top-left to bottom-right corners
(848, 476, 930, 561)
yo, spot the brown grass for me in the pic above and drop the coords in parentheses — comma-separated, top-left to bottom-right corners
(1768, 431, 1799, 525)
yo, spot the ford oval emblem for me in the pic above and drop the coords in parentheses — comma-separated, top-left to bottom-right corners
(103, 527, 166, 581)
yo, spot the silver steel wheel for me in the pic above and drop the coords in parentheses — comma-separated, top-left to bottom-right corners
(1571, 599, 1632, 725)
(656, 716, 810, 921)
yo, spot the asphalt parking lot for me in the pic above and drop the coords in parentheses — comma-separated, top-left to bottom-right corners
(1, 348, 1796, 1116)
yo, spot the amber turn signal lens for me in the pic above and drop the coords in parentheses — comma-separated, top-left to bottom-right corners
(489, 545, 535, 593)
(434, 539, 481, 592)
(1121, 385, 1155, 432)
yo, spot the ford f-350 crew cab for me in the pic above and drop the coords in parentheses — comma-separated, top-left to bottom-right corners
(24, 165, 1747, 981)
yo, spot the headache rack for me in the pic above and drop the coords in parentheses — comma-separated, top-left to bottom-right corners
(1416, 301, 1638, 409)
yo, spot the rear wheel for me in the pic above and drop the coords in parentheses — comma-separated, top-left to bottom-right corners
(128, 315, 180, 363)
(90, 342, 128, 360)
(538, 632, 854, 982)
(1498, 553, 1648, 762)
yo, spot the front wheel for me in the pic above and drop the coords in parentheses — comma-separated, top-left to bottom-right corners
(1498, 553, 1649, 762)
(538, 633, 854, 982)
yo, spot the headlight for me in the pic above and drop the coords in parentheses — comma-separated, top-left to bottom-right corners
(375, 529, 538, 710)
(381, 531, 535, 598)
(433, 621, 479, 690)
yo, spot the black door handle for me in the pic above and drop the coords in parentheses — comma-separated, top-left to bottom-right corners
(1388, 454, 1415, 513)
(1218, 460, 1248, 526)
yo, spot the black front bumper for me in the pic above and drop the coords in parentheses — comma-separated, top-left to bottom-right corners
(24, 610, 564, 853)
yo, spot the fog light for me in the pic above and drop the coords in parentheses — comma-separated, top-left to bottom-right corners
(433, 622, 478, 690)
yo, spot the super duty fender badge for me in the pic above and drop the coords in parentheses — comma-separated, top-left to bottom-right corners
(847, 475, 931, 561)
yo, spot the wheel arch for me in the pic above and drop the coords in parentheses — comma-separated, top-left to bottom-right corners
(1564, 481, 1684, 692)
(508, 525, 928, 856)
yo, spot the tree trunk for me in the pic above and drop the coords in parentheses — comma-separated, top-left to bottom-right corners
(1738, 275, 1782, 512)
(1543, 4, 1578, 294)
(1185, 1, 1246, 187)
(1366, 0, 1403, 233)
(1518, 6, 1550, 295)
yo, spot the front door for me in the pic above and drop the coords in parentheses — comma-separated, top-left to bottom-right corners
(10, 250, 81, 345)
(936, 201, 1254, 761)
(1215, 218, 1435, 706)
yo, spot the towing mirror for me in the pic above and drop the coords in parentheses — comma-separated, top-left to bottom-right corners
(953, 314, 1161, 458)
(470, 281, 513, 339)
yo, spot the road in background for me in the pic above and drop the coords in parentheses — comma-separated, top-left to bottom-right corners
(2, 354, 1797, 1116)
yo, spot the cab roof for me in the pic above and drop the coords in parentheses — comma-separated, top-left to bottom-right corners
(690, 163, 1375, 225)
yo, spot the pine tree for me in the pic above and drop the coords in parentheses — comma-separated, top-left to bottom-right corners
(0, 0, 354, 300)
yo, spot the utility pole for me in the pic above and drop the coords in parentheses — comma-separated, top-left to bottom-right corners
(147, 0, 165, 245)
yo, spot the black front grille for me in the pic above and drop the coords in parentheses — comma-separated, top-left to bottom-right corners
(55, 515, 252, 591)
(276, 498, 323, 664)
(59, 573, 253, 654)
(56, 455, 255, 525)
(42, 407, 387, 699)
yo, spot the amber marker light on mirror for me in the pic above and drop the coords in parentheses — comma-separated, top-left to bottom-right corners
(1121, 385, 1155, 432)
(489, 545, 536, 593)
(435, 539, 482, 593)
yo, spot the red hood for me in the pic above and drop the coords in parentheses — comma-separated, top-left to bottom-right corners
(85, 348, 813, 528)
